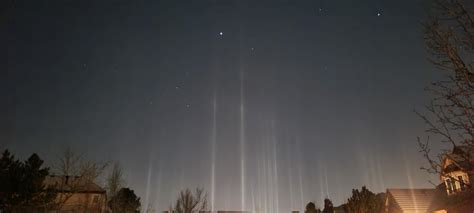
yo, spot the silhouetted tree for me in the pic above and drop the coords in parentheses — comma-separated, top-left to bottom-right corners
(305, 202, 320, 213)
(322, 198, 334, 213)
(0, 150, 56, 211)
(169, 188, 208, 213)
(344, 186, 384, 213)
(418, 0, 474, 188)
(108, 187, 141, 213)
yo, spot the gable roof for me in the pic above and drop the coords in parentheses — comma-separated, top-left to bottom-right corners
(443, 145, 474, 173)
(386, 188, 436, 211)
(44, 175, 106, 194)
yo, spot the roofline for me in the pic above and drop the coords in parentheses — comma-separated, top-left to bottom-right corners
(386, 188, 435, 191)
(385, 190, 403, 212)
(52, 190, 106, 194)
(385, 188, 437, 212)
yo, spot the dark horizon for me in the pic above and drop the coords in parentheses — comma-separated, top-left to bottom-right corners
(2, 0, 447, 212)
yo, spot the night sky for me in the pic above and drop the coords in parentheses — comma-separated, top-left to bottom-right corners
(2, 0, 444, 212)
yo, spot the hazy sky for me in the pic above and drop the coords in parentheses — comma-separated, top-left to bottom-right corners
(2, 0, 445, 211)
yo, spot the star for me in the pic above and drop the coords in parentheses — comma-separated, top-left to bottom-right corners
(175, 86, 180, 90)
(219, 32, 223, 36)
(250, 47, 254, 51)
(377, 12, 381, 17)
(318, 8, 322, 12)
(186, 104, 190, 108)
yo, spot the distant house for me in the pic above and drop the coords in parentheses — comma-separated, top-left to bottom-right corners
(384, 188, 437, 213)
(430, 145, 474, 212)
(384, 146, 474, 213)
(45, 175, 107, 213)
(440, 145, 473, 195)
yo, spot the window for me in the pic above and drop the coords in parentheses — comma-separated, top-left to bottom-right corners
(446, 178, 454, 194)
(459, 176, 465, 191)
(451, 177, 457, 192)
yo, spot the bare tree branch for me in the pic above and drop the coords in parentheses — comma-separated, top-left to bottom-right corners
(419, 0, 474, 194)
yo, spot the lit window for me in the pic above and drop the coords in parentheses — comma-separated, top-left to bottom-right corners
(446, 179, 453, 194)
(451, 177, 457, 192)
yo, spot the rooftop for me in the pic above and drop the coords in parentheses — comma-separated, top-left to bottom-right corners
(44, 175, 106, 193)
(386, 188, 436, 211)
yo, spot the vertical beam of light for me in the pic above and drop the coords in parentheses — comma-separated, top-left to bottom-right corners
(256, 153, 261, 213)
(375, 152, 386, 192)
(257, 119, 281, 213)
(263, 135, 269, 213)
(403, 147, 419, 211)
(210, 3, 221, 207)
(239, 64, 246, 212)
(271, 121, 279, 213)
(364, 146, 387, 194)
(238, 21, 246, 212)
(356, 142, 380, 193)
(250, 185, 256, 213)
(287, 135, 295, 211)
(324, 163, 329, 199)
(288, 168, 294, 211)
(318, 159, 325, 200)
(154, 162, 162, 212)
(296, 137, 305, 210)
(210, 90, 217, 211)
(144, 157, 153, 213)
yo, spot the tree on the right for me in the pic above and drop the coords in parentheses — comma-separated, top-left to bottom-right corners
(108, 187, 141, 213)
(304, 201, 320, 213)
(322, 198, 333, 213)
(343, 186, 384, 213)
(169, 188, 208, 213)
(418, 0, 474, 191)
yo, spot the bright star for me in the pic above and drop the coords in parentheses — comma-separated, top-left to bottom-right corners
(219, 32, 223, 36)
(377, 12, 381, 16)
